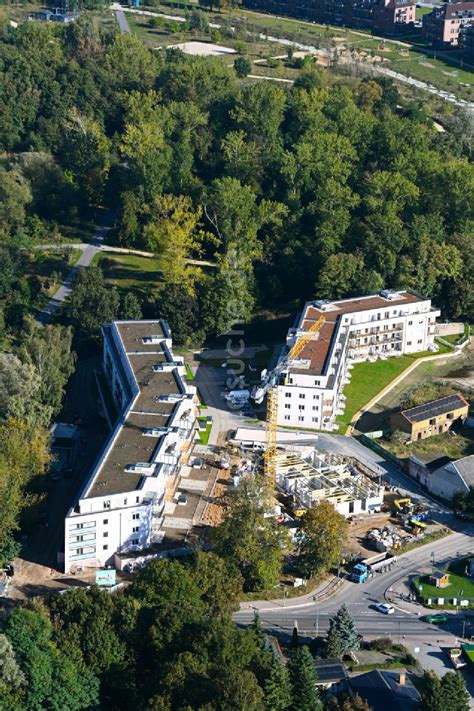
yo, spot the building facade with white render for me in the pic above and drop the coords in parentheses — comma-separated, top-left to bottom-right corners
(276, 290, 440, 431)
(63, 320, 197, 573)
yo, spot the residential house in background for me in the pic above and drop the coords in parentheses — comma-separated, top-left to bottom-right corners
(63, 320, 197, 573)
(349, 670, 421, 711)
(409, 453, 474, 502)
(313, 659, 349, 696)
(275, 290, 439, 431)
(423, 2, 474, 47)
(391, 394, 469, 442)
(373, 0, 416, 33)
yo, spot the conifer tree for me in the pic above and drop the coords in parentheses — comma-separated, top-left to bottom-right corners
(264, 656, 291, 710)
(287, 646, 322, 711)
(440, 671, 470, 711)
(326, 604, 361, 659)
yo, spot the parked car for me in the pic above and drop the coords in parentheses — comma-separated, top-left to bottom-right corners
(191, 458, 204, 469)
(177, 494, 188, 506)
(375, 602, 395, 615)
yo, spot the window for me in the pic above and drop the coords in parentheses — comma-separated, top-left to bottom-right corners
(313, 394, 319, 399)
(285, 404, 290, 409)
(315, 380, 320, 386)
(132, 513, 140, 520)
(289, 378, 293, 384)
(312, 417, 318, 423)
(408, 320, 413, 326)
(384, 311, 389, 318)
(124, 498, 127, 506)
(312, 406, 319, 411)
(76, 548, 83, 556)
(298, 416, 304, 422)
(407, 341, 412, 346)
(298, 405, 305, 412)
(103, 501, 111, 509)
(285, 392, 291, 398)
(77, 535, 84, 542)
(299, 393, 305, 399)
(103, 532, 108, 538)
(284, 415, 290, 421)
(103, 545, 108, 551)
(133, 526, 139, 533)
(136, 497, 140, 503)
(103, 519, 108, 525)
(417, 339, 423, 344)
(132, 538, 139, 545)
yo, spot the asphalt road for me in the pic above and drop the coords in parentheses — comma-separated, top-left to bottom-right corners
(234, 529, 474, 642)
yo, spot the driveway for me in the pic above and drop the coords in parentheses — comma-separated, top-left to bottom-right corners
(193, 362, 263, 446)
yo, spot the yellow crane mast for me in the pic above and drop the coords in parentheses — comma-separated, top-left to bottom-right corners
(263, 315, 326, 488)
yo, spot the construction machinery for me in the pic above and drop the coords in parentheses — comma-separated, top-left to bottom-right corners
(252, 315, 326, 488)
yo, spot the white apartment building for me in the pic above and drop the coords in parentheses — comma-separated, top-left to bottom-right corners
(63, 320, 197, 573)
(276, 290, 440, 431)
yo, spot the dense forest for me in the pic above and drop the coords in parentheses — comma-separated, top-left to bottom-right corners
(0, 16, 473, 348)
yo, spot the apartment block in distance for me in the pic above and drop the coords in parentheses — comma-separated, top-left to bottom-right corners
(461, 22, 474, 57)
(276, 290, 440, 431)
(423, 2, 474, 47)
(243, 0, 415, 33)
(64, 320, 197, 573)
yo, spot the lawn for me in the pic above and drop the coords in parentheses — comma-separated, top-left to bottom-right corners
(92, 252, 163, 299)
(336, 340, 457, 433)
(185, 364, 195, 381)
(336, 355, 415, 432)
(197, 419, 212, 444)
(416, 566, 474, 603)
(416, 6, 432, 19)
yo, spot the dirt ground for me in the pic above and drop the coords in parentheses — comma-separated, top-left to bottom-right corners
(344, 513, 393, 558)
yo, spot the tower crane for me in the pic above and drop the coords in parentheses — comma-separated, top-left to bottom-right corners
(252, 315, 326, 489)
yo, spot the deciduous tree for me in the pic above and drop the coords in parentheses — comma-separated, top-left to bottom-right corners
(297, 501, 348, 578)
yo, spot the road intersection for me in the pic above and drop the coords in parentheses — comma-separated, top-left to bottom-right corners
(235, 528, 474, 643)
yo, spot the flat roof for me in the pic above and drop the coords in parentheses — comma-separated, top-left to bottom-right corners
(85, 321, 190, 499)
(401, 394, 468, 424)
(305, 291, 425, 321)
(115, 320, 167, 354)
(291, 291, 430, 378)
